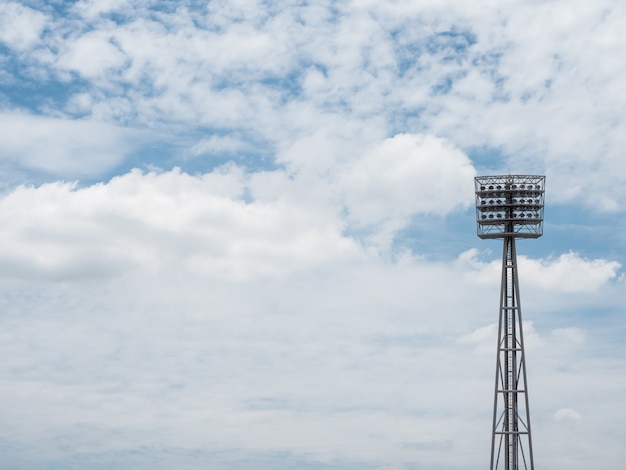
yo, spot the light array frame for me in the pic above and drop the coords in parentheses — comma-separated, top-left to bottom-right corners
(474, 175, 545, 239)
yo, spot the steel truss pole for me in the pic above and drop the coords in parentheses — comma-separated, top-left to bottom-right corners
(490, 236, 535, 470)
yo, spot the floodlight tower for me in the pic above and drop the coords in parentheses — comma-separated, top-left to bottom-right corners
(474, 175, 545, 470)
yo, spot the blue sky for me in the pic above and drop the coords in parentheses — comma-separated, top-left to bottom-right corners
(0, 1, 625, 469)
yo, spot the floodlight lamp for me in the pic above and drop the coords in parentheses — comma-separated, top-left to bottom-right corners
(474, 174, 545, 239)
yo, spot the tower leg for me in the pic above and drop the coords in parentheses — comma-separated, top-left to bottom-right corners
(490, 237, 534, 470)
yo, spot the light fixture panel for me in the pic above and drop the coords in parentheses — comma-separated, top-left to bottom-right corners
(474, 175, 545, 239)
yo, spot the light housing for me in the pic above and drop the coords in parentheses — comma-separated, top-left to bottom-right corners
(474, 175, 545, 239)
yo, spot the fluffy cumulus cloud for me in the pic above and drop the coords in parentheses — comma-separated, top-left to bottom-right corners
(57, 30, 128, 79)
(341, 134, 475, 226)
(458, 249, 621, 293)
(1, 1, 626, 469)
(521, 252, 622, 292)
(0, 1, 46, 51)
(0, 166, 362, 282)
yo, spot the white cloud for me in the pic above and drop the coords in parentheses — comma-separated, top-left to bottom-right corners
(0, 242, 500, 467)
(459, 323, 496, 354)
(554, 408, 582, 424)
(72, 0, 130, 20)
(0, 112, 146, 178)
(521, 252, 621, 292)
(189, 135, 251, 156)
(419, 1, 626, 211)
(0, 166, 360, 282)
(0, 1, 46, 51)
(341, 133, 476, 226)
(459, 249, 621, 292)
(57, 30, 128, 79)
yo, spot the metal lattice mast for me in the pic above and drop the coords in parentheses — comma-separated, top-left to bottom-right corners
(474, 175, 545, 470)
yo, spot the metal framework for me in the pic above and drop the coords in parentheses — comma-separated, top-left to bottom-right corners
(474, 175, 545, 470)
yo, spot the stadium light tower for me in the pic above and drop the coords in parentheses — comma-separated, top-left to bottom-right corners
(474, 174, 546, 470)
